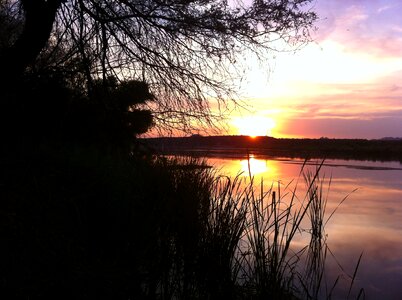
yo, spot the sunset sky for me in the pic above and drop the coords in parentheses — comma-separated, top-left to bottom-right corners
(227, 0, 402, 139)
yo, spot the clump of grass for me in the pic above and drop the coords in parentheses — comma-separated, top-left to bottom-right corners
(300, 164, 364, 300)
(235, 163, 325, 299)
(146, 157, 250, 298)
(196, 174, 250, 298)
(300, 167, 329, 300)
(150, 157, 364, 299)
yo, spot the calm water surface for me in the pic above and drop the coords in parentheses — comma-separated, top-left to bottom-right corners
(207, 155, 402, 299)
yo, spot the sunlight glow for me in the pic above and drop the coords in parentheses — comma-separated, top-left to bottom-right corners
(240, 156, 268, 176)
(232, 116, 276, 137)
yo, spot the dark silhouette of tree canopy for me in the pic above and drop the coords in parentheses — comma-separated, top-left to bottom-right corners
(1, 68, 153, 146)
(90, 76, 154, 138)
(0, 0, 317, 132)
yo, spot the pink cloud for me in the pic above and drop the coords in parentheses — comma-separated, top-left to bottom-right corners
(274, 78, 402, 138)
(314, 1, 402, 58)
(279, 117, 402, 139)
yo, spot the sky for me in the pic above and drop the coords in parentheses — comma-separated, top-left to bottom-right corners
(226, 0, 402, 139)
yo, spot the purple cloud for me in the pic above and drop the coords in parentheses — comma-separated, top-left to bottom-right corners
(314, 0, 402, 57)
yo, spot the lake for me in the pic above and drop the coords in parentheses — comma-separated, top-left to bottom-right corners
(205, 155, 402, 299)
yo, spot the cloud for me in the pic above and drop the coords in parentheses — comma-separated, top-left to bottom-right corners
(285, 82, 402, 118)
(313, 1, 402, 58)
(267, 79, 402, 138)
(391, 25, 402, 33)
(278, 117, 402, 139)
(377, 5, 394, 13)
(377, 1, 401, 14)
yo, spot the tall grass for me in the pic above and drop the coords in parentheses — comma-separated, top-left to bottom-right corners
(150, 157, 363, 299)
(235, 162, 327, 299)
(301, 168, 329, 299)
(1, 146, 362, 298)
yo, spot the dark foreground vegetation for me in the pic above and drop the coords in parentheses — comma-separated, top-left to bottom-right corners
(1, 140, 364, 299)
(144, 135, 402, 162)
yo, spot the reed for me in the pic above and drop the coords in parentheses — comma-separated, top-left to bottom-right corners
(234, 162, 324, 299)
(1, 146, 363, 298)
(152, 157, 363, 299)
(289, 164, 329, 299)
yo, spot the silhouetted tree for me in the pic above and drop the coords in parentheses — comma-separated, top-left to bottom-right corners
(1, 69, 153, 147)
(88, 76, 154, 142)
(0, 1, 23, 50)
(0, 0, 63, 79)
(0, 0, 317, 131)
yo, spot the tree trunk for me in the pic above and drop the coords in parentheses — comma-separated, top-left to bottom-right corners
(0, 0, 62, 88)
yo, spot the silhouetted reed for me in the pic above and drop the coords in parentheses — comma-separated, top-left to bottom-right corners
(1, 147, 363, 299)
(148, 157, 364, 299)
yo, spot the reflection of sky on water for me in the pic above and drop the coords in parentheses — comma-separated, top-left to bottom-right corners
(208, 156, 402, 299)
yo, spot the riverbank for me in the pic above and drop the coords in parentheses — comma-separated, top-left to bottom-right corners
(142, 135, 402, 162)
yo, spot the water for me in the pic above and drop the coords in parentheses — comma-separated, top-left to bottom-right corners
(207, 155, 402, 299)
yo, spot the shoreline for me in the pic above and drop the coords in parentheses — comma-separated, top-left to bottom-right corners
(156, 149, 402, 171)
(141, 135, 402, 163)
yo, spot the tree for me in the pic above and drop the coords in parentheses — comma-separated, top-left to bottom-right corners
(0, 0, 63, 79)
(89, 77, 154, 141)
(0, 0, 317, 132)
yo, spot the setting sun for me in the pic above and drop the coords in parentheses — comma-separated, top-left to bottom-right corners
(232, 116, 276, 137)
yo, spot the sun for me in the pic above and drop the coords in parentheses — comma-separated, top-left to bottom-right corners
(232, 116, 276, 137)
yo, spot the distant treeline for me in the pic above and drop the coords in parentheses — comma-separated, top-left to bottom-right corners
(142, 135, 402, 162)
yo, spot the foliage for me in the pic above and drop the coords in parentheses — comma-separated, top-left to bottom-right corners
(90, 76, 154, 137)
(0, 70, 153, 147)
(0, 0, 317, 132)
(0, 0, 23, 50)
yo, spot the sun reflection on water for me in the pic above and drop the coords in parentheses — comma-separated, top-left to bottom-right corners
(240, 155, 268, 176)
(211, 155, 285, 183)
